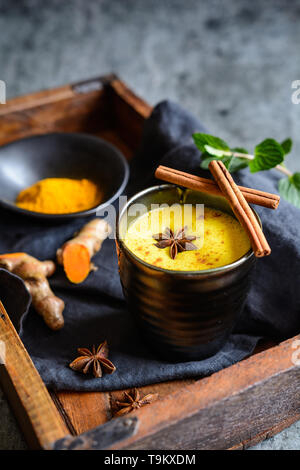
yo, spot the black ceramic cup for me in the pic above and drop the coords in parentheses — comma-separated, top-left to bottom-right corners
(116, 185, 256, 362)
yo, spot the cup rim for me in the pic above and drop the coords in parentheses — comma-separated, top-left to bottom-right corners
(116, 184, 256, 276)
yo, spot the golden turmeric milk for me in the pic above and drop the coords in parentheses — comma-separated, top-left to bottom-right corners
(16, 178, 102, 214)
(124, 205, 251, 271)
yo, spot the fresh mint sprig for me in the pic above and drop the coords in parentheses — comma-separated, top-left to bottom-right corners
(281, 138, 293, 155)
(278, 173, 300, 208)
(192, 133, 300, 209)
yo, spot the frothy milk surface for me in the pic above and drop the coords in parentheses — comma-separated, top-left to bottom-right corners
(124, 205, 251, 271)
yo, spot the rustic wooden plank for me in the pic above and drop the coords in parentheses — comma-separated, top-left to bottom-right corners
(228, 413, 300, 450)
(0, 74, 116, 117)
(0, 302, 69, 449)
(104, 335, 300, 450)
(109, 78, 152, 151)
(110, 380, 195, 418)
(0, 75, 149, 150)
(0, 92, 109, 146)
(50, 394, 300, 451)
(54, 380, 195, 436)
(55, 392, 112, 435)
(48, 334, 300, 450)
(110, 79, 152, 120)
(0, 85, 75, 116)
(97, 129, 133, 160)
(0, 76, 119, 146)
(53, 339, 275, 438)
(50, 416, 139, 451)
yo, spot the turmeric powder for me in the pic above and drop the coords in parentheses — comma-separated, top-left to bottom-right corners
(16, 178, 102, 214)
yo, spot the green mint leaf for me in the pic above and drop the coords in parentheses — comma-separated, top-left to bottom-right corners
(222, 155, 249, 173)
(204, 145, 228, 157)
(193, 133, 230, 155)
(200, 154, 216, 170)
(224, 147, 249, 172)
(278, 173, 300, 208)
(281, 138, 292, 155)
(249, 139, 285, 173)
(200, 153, 248, 173)
(220, 155, 233, 171)
(292, 172, 300, 189)
(231, 147, 249, 154)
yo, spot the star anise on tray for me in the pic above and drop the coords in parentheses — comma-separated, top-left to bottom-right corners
(153, 226, 198, 260)
(114, 388, 158, 417)
(69, 341, 116, 378)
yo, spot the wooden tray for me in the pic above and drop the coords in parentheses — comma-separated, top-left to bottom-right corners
(0, 75, 299, 450)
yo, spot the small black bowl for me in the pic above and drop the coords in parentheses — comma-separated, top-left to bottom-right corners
(0, 132, 129, 219)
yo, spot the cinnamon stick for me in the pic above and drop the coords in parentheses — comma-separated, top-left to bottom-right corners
(155, 165, 280, 210)
(209, 160, 271, 257)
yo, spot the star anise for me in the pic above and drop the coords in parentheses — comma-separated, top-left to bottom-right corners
(114, 388, 158, 416)
(153, 226, 198, 259)
(69, 341, 116, 378)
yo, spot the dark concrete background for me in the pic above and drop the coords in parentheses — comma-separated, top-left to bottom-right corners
(0, 0, 299, 450)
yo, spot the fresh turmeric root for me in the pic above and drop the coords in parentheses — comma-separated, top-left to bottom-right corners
(57, 218, 111, 284)
(0, 253, 64, 330)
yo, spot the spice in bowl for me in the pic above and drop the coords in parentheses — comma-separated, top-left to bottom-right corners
(16, 177, 103, 214)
